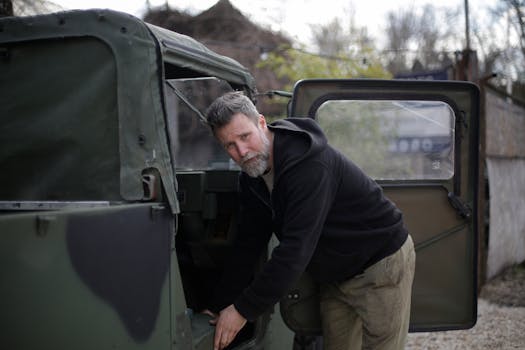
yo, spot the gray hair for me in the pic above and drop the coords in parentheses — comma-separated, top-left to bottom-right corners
(205, 92, 260, 133)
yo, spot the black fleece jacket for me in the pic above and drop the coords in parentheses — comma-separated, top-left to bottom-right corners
(211, 117, 408, 322)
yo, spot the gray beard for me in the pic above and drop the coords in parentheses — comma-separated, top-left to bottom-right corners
(240, 131, 270, 178)
(241, 154, 269, 177)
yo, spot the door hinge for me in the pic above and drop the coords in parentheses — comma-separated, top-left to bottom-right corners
(142, 173, 158, 201)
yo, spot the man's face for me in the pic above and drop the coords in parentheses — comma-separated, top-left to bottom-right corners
(215, 113, 271, 177)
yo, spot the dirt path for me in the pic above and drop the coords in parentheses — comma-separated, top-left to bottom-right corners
(406, 263, 525, 349)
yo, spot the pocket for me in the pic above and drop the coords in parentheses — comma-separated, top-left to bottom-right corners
(364, 249, 403, 287)
(385, 250, 404, 285)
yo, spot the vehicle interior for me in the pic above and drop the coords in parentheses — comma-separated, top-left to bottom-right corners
(165, 77, 260, 349)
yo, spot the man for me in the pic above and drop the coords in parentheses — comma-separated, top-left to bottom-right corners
(205, 91, 416, 350)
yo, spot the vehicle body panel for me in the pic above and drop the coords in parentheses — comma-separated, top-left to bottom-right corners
(0, 9, 259, 349)
(0, 204, 175, 349)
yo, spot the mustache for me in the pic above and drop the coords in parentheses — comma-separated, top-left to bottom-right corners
(240, 152, 261, 165)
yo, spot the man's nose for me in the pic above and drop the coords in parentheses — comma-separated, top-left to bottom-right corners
(237, 143, 249, 158)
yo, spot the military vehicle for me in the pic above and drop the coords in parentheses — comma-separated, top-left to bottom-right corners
(0, 9, 479, 350)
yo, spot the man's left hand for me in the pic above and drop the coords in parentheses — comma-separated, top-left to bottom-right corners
(211, 304, 247, 350)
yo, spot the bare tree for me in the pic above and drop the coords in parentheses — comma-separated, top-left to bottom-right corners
(12, 0, 62, 16)
(383, 5, 461, 75)
(310, 6, 374, 57)
(312, 18, 351, 56)
(502, 0, 525, 58)
(472, 0, 525, 93)
(384, 8, 417, 73)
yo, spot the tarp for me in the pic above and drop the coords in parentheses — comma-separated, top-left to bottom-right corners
(0, 9, 256, 213)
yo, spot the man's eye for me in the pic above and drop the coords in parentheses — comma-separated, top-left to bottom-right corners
(240, 134, 249, 141)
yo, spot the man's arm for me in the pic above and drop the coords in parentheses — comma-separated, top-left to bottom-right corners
(233, 160, 338, 320)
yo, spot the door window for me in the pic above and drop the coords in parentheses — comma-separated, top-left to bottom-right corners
(315, 100, 455, 180)
(164, 78, 237, 171)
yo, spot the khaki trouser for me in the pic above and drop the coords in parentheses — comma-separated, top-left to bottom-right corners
(319, 235, 416, 350)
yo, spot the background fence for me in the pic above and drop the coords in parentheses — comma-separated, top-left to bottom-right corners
(484, 86, 525, 279)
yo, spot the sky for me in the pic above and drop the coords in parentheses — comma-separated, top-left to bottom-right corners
(50, 0, 493, 48)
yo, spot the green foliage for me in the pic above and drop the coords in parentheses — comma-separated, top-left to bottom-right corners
(257, 44, 391, 91)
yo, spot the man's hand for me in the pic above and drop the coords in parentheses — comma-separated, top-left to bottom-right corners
(211, 304, 247, 350)
(201, 309, 218, 320)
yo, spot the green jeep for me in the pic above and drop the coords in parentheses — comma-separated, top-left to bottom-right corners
(0, 9, 479, 350)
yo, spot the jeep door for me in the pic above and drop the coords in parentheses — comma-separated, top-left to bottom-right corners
(280, 79, 479, 333)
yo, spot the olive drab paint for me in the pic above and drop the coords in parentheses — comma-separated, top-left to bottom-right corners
(0, 8, 479, 350)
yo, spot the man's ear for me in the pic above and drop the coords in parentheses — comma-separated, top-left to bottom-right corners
(258, 115, 267, 129)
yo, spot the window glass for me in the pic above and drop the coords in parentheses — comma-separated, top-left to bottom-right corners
(165, 78, 239, 171)
(316, 100, 455, 180)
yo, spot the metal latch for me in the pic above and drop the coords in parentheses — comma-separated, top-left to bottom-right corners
(447, 192, 472, 219)
(142, 174, 157, 201)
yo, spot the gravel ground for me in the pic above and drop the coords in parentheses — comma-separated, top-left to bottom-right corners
(406, 263, 525, 349)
